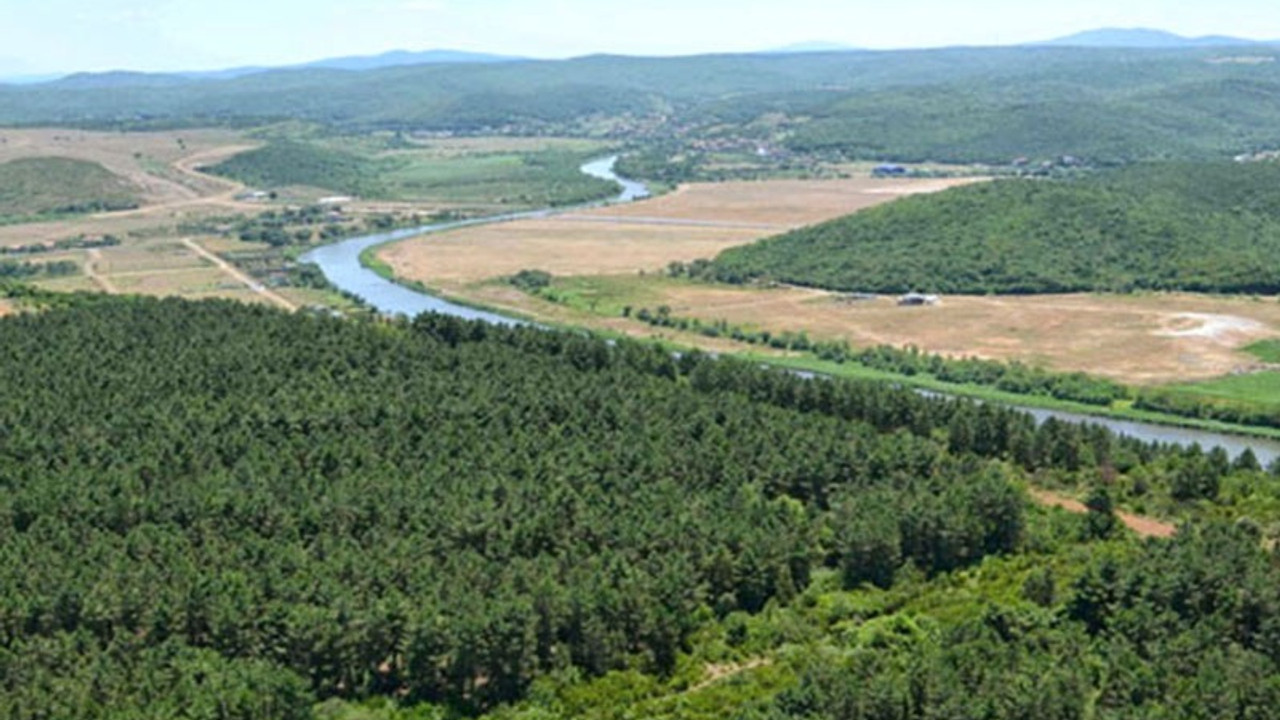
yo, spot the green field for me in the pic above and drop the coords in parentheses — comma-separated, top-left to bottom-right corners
(1246, 340, 1280, 363)
(208, 134, 618, 208)
(0, 157, 140, 220)
(1167, 372, 1280, 408)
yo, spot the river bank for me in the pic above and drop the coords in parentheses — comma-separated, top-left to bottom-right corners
(300, 157, 1280, 464)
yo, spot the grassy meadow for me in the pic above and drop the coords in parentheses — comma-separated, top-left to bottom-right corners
(0, 157, 140, 221)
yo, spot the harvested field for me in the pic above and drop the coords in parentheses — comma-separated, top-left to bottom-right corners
(575, 177, 978, 227)
(380, 177, 972, 287)
(381, 220, 762, 287)
(585, 282, 1280, 385)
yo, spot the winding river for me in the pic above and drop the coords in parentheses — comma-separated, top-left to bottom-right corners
(301, 157, 1280, 465)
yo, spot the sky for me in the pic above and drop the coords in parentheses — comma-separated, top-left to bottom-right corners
(1, 0, 1279, 76)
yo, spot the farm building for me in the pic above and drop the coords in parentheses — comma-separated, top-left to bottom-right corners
(872, 164, 907, 177)
(898, 293, 941, 307)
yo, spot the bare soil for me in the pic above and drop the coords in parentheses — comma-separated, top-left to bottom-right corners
(578, 177, 979, 227)
(1029, 489, 1176, 539)
(381, 220, 763, 287)
(380, 177, 970, 288)
(592, 285, 1280, 385)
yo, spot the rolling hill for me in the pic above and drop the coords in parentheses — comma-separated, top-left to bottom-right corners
(3, 46, 1280, 164)
(0, 157, 140, 219)
(711, 162, 1280, 295)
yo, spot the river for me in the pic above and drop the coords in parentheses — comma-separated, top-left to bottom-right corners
(300, 156, 1280, 465)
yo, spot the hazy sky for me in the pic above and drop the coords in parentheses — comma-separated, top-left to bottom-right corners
(2, 0, 1279, 75)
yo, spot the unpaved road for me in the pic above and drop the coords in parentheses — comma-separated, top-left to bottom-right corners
(181, 238, 296, 311)
(84, 248, 118, 294)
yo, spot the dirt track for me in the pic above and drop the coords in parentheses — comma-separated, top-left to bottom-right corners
(181, 238, 296, 311)
(84, 248, 118, 294)
(1029, 489, 1176, 539)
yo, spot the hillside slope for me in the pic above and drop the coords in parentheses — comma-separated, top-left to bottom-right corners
(713, 162, 1280, 294)
(4, 47, 1280, 164)
(0, 157, 139, 219)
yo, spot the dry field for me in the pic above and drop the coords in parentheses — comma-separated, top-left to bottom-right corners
(378, 174, 1280, 386)
(0, 129, 263, 251)
(0, 128, 251, 207)
(22, 234, 292, 307)
(595, 283, 1280, 385)
(379, 177, 975, 289)
(577, 177, 977, 227)
(382, 220, 764, 288)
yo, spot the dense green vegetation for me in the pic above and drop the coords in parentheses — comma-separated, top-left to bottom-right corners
(3, 295, 1280, 717)
(209, 140, 385, 196)
(6, 48, 1280, 165)
(208, 139, 618, 207)
(0, 157, 139, 220)
(0, 259, 78, 279)
(713, 162, 1280, 294)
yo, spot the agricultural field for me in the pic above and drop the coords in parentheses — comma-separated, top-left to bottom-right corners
(0, 128, 629, 310)
(538, 277, 1280, 385)
(377, 176, 974, 289)
(380, 174, 1280, 388)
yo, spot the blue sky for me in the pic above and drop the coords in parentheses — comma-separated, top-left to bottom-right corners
(1, 0, 1279, 75)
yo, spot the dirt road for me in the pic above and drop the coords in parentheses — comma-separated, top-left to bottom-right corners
(84, 248, 118, 294)
(181, 238, 296, 311)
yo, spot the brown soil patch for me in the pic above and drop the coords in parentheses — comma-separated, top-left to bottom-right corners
(602, 286, 1280, 385)
(581, 177, 979, 227)
(1029, 489, 1176, 539)
(381, 220, 763, 287)
(381, 177, 971, 290)
(0, 299, 13, 317)
(691, 658, 772, 693)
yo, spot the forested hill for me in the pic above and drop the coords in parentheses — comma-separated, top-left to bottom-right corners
(4, 47, 1280, 163)
(712, 162, 1280, 295)
(3, 295, 1280, 718)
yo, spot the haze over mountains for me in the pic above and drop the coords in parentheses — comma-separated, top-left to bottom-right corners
(5, 27, 1278, 85)
(1039, 28, 1277, 48)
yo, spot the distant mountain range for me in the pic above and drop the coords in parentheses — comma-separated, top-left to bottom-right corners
(5, 49, 523, 86)
(1039, 28, 1276, 48)
(6, 29, 1280, 87)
